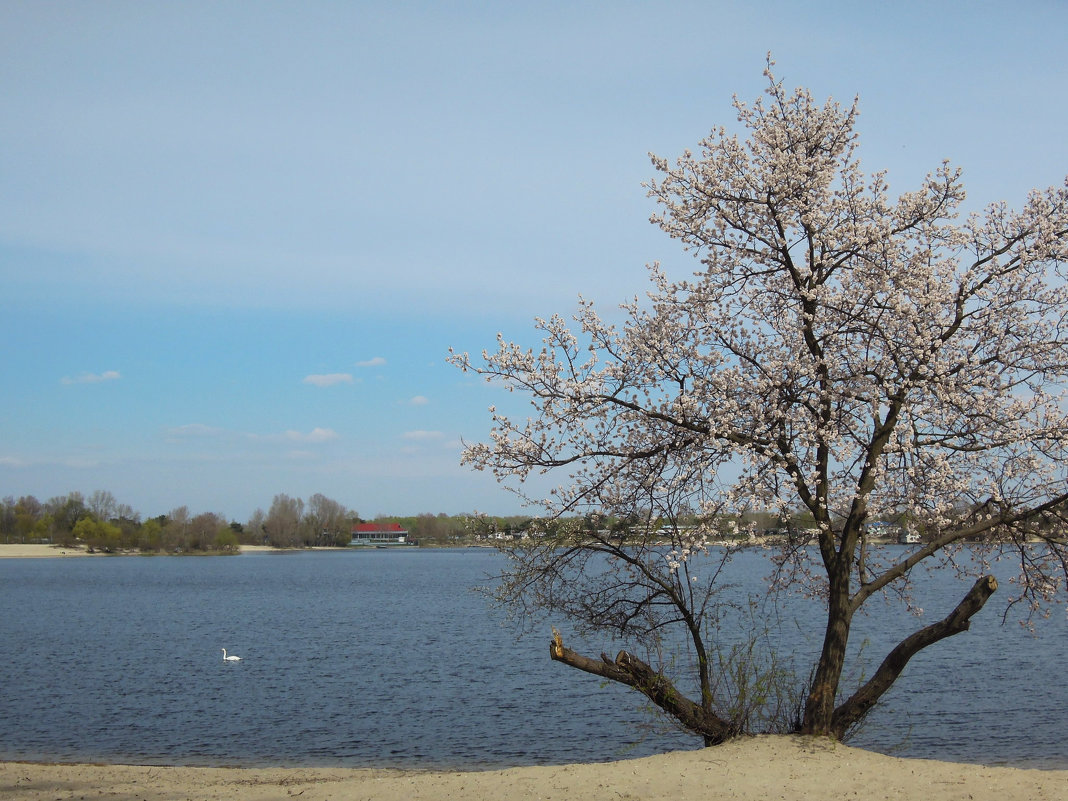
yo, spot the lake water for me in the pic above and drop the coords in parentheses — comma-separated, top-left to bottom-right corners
(0, 548, 1064, 769)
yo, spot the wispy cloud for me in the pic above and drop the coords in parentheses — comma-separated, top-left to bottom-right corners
(284, 427, 339, 443)
(0, 454, 101, 469)
(402, 430, 445, 441)
(62, 370, 121, 385)
(408, 395, 429, 406)
(303, 373, 354, 387)
(357, 356, 386, 368)
(167, 424, 338, 445)
(166, 423, 226, 439)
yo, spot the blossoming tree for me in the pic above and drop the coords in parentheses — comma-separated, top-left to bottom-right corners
(450, 65, 1068, 743)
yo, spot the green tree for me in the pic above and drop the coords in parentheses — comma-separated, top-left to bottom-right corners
(161, 506, 190, 552)
(13, 495, 43, 542)
(72, 517, 122, 553)
(188, 512, 227, 551)
(213, 527, 240, 552)
(138, 518, 164, 552)
(46, 493, 87, 545)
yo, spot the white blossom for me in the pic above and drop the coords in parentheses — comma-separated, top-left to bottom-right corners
(450, 62, 1068, 738)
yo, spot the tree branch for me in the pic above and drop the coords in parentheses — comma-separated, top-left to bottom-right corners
(549, 628, 733, 744)
(852, 492, 1068, 611)
(831, 575, 998, 738)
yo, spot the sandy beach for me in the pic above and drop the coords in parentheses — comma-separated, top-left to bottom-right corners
(0, 544, 96, 558)
(0, 544, 281, 558)
(2, 736, 1066, 801)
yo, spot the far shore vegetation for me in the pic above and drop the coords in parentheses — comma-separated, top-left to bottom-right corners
(2, 488, 1009, 556)
(0, 489, 521, 554)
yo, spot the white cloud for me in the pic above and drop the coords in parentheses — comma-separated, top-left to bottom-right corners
(303, 373, 354, 387)
(285, 427, 339, 443)
(59, 457, 102, 468)
(357, 356, 387, 368)
(167, 424, 338, 445)
(408, 395, 429, 406)
(402, 430, 445, 441)
(0, 454, 101, 469)
(166, 423, 226, 439)
(62, 370, 121, 385)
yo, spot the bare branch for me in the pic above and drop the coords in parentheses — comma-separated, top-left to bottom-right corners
(832, 575, 998, 737)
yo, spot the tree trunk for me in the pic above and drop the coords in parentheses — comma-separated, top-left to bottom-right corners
(801, 564, 854, 735)
(829, 575, 997, 738)
(548, 628, 734, 745)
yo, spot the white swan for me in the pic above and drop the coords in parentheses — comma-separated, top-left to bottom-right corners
(221, 648, 242, 661)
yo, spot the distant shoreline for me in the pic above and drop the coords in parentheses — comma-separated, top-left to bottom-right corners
(0, 539, 924, 559)
(0, 543, 97, 558)
(1, 736, 1065, 801)
(0, 543, 319, 558)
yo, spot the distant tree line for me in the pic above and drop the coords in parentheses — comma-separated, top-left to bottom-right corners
(0, 491, 246, 554)
(0, 490, 535, 553)
(4, 490, 824, 553)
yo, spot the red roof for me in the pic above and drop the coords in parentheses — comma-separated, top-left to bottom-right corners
(352, 522, 407, 533)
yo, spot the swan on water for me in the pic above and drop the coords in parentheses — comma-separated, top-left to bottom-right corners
(221, 648, 242, 661)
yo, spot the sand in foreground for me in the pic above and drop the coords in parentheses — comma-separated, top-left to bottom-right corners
(2, 736, 1066, 801)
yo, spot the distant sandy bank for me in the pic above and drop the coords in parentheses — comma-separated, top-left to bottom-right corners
(2, 736, 1066, 801)
(0, 544, 305, 558)
(0, 544, 94, 558)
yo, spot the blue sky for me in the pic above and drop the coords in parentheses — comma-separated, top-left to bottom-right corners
(2, 1, 1066, 522)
